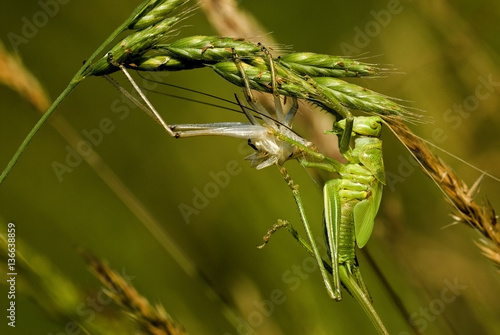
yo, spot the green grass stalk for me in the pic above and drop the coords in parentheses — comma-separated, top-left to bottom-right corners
(0, 0, 165, 185)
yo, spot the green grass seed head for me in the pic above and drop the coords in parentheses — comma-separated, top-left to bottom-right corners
(128, 0, 189, 30)
(279, 52, 382, 78)
(165, 35, 262, 62)
(87, 16, 183, 77)
(127, 54, 201, 71)
(312, 77, 410, 118)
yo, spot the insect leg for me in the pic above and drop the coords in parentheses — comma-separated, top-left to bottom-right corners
(260, 45, 285, 123)
(232, 51, 276, 127)
(323, 179, 343, 300)
(116, 65, 177, 137)
(337, 115, 354, 154)
(280, 167, 340, 300)
(284, 97, 299, 126)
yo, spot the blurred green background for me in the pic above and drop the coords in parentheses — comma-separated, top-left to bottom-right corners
(1, 0, 500, 334)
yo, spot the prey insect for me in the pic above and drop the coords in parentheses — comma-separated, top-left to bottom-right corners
(106, 48, 389, 334)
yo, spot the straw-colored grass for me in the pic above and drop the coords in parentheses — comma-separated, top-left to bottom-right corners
(81, 249, 187, 335)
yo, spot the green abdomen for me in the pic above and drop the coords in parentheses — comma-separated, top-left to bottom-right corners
(338, 198, 357, 263)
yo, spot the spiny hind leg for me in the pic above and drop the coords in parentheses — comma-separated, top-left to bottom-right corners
(257, 219, 318, 257)
(257, 219, 291, 249)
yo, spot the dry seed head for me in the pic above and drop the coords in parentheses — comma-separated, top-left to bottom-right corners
(387, 119, 500, 268)
(476, 240, 500, 271)
(82, 250, 187, 335)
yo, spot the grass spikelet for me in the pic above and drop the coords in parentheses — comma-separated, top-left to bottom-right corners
(278, 52, 383, 78)
(129, 0, 189, 30)
(209, 58, 418, 120)
(87, 17, 185, 77)
(85, 1, 191, 77)
(162, 35, 262, 62)
(126, 36, 266, 72)
(211, 60, 286, 93)
(387, 118, 500, 268)
(312, 77, 421, 121)
(127, 52, 198, 71)
(81, 250, 187, 335)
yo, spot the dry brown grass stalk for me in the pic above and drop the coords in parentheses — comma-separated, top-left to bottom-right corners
(0, 41, 50, 113)
(387, 118, 500, 268)
(82, 250, 187, 335)
(199, 0, 271, 42)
